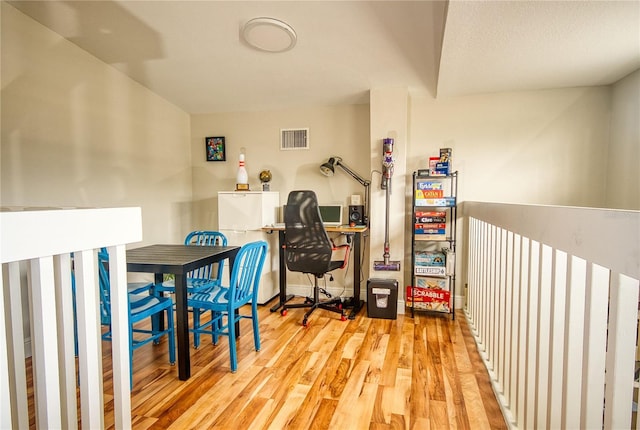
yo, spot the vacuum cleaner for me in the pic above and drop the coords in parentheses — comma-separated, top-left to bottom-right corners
(374, 138, 401, 271)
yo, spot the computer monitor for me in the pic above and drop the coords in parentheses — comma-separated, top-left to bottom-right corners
(281, 203, 343, 226)
(318, 205, 343, 226)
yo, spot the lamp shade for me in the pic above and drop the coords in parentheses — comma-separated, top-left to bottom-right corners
(320, 158, 336, 176)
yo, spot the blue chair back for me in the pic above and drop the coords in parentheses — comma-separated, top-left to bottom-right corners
(185, 231, 227, 282)
(97, 248, 112, 327)
(228, 241, 268, 308)
(188, 240, 267, 372)
(95, 248, 176, 385)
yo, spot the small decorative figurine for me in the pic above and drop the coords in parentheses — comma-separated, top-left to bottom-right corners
(236, 152, 249, 191)
(259, 170, 272, 191)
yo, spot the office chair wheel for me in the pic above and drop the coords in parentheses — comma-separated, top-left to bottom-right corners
(341, 314, 347, 322)
(281, 309, 288, 316)
(302, 318, 309, 328)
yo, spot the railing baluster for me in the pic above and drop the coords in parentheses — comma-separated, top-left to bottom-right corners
(581, 263, 610, 428)
(75, 250, 105, 429)
(54, 253, 78, 430)
(503, 229, 513, 406)
(549, 249, 567, 429)
(517, 236, 529, 430)
(564, 256, 587, 429)
(497, 227, 506, 391)
(3, 261, 29, 429)
(603, 273, 640, 429)
(509, 233, 521, 418)
(29, 255, 62, 429)
(536, 244, 553, 428)
(107, 244, 133, 429)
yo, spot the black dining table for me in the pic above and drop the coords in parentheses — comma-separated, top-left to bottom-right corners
(126, 244, 240, 380)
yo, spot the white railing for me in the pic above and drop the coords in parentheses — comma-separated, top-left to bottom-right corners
(1, 207, 142, 430)
(463, 202, 640, 430)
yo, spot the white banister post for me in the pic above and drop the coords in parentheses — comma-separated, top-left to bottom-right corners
(54, 253, 78, 429)
(0, 267, 13, 429)
(603, 273, 640, 429)
(3, 262, 29, 429)
(581, 263, 610, 428)
(29, 255, 62, 429)
(548, 250, 567, 429)
(108, 244, 133, 429)
(74, 249, 105, 430)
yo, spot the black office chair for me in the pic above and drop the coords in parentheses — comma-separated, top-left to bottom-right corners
(281, 190, 350, 327)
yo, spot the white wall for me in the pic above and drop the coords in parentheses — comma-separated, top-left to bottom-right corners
(1, 3, 193, 353)
(189, 86, 617, 309)
(407, 86, 613, 309)
(408, 87, 612, 207)
(1, 3, 192, 245)
(3, 1, 634, 317)
(190, 105, 370, 294)
(369, 88, 409, 304)
(190, 105, 371, 228)
(607, 69, 640, 210)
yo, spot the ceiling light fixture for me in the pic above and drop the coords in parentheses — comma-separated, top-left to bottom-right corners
(241, 17, 297, 53)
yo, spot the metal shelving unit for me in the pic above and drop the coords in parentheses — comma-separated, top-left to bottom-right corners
(409, 171, 458, 319)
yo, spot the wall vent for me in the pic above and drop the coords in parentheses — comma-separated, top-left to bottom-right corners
(280, 128, 309, 150)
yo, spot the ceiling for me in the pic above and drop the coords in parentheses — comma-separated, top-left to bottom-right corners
(8, 0, 640, 114)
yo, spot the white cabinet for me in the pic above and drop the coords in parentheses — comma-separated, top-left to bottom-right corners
(218, 191, 280, 304)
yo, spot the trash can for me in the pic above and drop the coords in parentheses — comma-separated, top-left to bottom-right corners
(367, 278, 398, 319)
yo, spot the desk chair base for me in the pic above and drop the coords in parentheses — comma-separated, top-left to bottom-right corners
(281, 276, 347, 327)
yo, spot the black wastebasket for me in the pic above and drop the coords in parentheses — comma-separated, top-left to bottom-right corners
(367, 278, 398, 319)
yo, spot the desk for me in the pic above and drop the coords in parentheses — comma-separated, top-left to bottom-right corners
(126, 244, 240, 380)
(262, 224, 367, 319)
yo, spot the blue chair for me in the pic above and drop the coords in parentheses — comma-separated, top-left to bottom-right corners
(188, 241, 268, 372)
(97, 249, 175, 385)
(153, 231, 228, 347)
(154, 231, 228, 294)
(71, 255, 153, 357)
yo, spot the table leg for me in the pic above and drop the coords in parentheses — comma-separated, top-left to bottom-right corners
(152, 273, 164, 331)
(270, 229, 293, 312)
(347, 231, 364, 319)
(174, 274, 190, 380)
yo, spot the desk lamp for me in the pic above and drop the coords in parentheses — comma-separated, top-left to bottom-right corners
(320, 157, 370, 226)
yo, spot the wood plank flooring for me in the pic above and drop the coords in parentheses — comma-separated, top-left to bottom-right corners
(28, 301, 508, 429)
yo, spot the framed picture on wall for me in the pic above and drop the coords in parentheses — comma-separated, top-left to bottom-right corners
(205, 136, 226, 161)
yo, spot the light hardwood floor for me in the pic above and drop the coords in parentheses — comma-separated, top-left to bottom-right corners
(28, 300, 508, 429)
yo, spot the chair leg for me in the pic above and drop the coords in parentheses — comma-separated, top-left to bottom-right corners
(211, 310, 218, 345)
(193, 308, 201, 349)
(251, 303, 261, 352)
(213, 312, 221, 345)
(228, 313, 237, 373)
